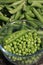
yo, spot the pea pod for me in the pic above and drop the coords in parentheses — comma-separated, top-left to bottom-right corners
(32, 8, 43, 24)
(14, 11, 21, 20)
(4, 30, 28, 43)
(0, 14, 10, 22)
(31, 1, 42, 8)
(28, 0, 43, 4)
(25, 14, 38, 28)
(10, 0, 23, 6)
(8, 2, 25, 14)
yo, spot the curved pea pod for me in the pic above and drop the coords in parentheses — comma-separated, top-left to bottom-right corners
(32, 8, 43, 24)
(25, 14, 38, 29)
(0, 13, 10, 22)
(10, 0, 23, 7)
(8, 2, 24, 14)
(31, 1, 42, 8)
(12, 29, 28, 40)
(4, 30, 28, 43)
(6, 6, 14, 12)
(14, 11, 21, 20)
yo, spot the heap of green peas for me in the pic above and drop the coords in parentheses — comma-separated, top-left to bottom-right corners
(4, 29, 41, 56)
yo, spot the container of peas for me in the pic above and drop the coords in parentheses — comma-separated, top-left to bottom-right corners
(0, 21, 43, 65)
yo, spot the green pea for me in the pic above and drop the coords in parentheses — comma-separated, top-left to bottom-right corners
(10, 43, 12, 47)
(18, 50, 21, 55)
(13, 42, 17, 45)
(25, 34, 28, 38)
(37, 38, 41, 43)
(20, 37, 23, 40)
(12, 47, 14, 51)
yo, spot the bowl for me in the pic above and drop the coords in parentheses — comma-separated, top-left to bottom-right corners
(0, 21, 43, 65)
(0, 45, 43, 65)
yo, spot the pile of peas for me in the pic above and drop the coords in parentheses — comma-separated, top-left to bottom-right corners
(4, 29, 41, 56)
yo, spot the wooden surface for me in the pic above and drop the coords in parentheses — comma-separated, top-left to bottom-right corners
(0, 52, 43, 65)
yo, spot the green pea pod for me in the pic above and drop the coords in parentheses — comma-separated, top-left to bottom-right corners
(25, 14, 38, 28)
(8, 2, 24, 14)
(4, 30, 28, 43)
(31, 1, 42, 8)
(32, 8, 43, 24)
(14, 11, 21, 20)
(10, 0, 23, 6)
(28, 0, 43, 4)
(24, 5, 35, 17)
(6, 6, 14, 12)
(0, 14, 9, 22)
